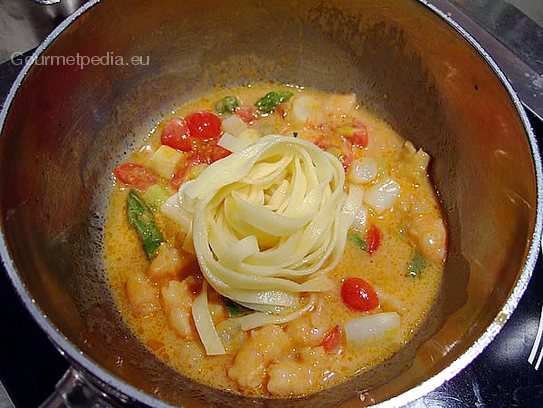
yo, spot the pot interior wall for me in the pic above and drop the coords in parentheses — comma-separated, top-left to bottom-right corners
(0, 0, 537, 406)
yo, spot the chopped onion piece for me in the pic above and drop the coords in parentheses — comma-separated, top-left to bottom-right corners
(342, 184, 364, 217)
(344, 312, 402, 349)
(161, 193, 192, 231)
(221, 114, 248, 136)
(342, 184, 367, 230)
(217, 132, 250, 153)
(364, 178, 400, 214)
(348, 157, 378, 184)
(352, 204, 368, 231)
(238, 128, 261, 144)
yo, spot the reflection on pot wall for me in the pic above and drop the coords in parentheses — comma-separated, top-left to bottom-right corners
(452, 0, 543, 74)
(0, 0, 86, 63)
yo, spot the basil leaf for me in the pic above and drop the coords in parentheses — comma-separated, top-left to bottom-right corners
(407, 250, 426, 277)
(348, 232, 367, 251)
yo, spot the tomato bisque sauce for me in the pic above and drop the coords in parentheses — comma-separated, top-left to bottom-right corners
(104, 84, 446, 397)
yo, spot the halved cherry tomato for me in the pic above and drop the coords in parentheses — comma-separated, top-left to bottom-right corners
(186, 152, 208, 167)
(171, 153, 208, 189)
(161, 117, 192, 151)
(168, 135, 231, 189)
(193, 137, 231, 163)
(366, 224, 381, 255)
(341, 277, 379, 312)
(208, 142, 231, 162)
(113, 163, 158, 191)
(321, 324, 342, 352)
(185, 110, 222, 140)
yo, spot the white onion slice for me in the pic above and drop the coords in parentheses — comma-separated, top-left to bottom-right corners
(348, 157, 378, 184)
(217, 132, 249, 153)
(161, 193, 192, 231)
(221, 114, 248, 136)
(364, 178, 400, 214)
(344, 312, 402, 349)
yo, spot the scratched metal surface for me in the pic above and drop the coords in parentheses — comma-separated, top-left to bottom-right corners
(432, 0, 543, 121)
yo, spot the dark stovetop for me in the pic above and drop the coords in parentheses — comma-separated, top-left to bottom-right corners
(1, 53, 543, 408)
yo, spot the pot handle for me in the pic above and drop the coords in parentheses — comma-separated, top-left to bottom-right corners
(31, 0, 62, 4)
(40, 366, 122, 408)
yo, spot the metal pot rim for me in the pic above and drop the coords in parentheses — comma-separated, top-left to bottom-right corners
(1, 0, 542, 406)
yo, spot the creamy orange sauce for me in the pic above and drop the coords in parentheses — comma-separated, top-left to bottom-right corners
(104, 84, 445, 397)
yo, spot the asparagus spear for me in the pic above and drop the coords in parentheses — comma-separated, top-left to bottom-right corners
(127, 189, 163, 260)
(215, 95, 239, 115)
(255, 91, 293, 113)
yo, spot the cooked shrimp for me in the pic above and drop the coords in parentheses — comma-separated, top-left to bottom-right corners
(161, 277, 197, 338)
(399, 183, 447, 264)
(228, 343, 266, 389)
(407, 215, 447, 263)
(267, 359, 315, 396)
(147, 244, 197, 284)
(286, 315, 323, 347)
(126, 270, 161, 317)
(267, 346, 331, 396)
(393, 141, 447, 263)
(286, 301, 327, 347)
(394, 141, 431, 185)
(228, 324, 292, 390)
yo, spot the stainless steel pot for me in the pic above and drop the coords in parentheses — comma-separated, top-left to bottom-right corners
(0, 0, 541, 406)
(29, 0, 88, 22)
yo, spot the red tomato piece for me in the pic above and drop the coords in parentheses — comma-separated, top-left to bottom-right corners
(171, 168, 185, 190)
(185, 110, 222, 140)
(275, 105, 286, 119)
(113, 163, 158, 191)
(314, 137, 327, 151)
(171, 153, 208, 189)
(321, 324, 342, 352)
(186, 152, 208, 167)
(366, 224, 381, 255)
(314, 134, 354, 172)
(351, 128, 369, 147)
(338, 145, 354, 171)
(208, 142, 231, 163)
(235, 106, 258, 124)
(195, 138, 231, 164)
(161, 117, 193, 151)
(341, 277, 379, 312)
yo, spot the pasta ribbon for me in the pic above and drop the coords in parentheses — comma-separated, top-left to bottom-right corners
(165, 135, 360, 310)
